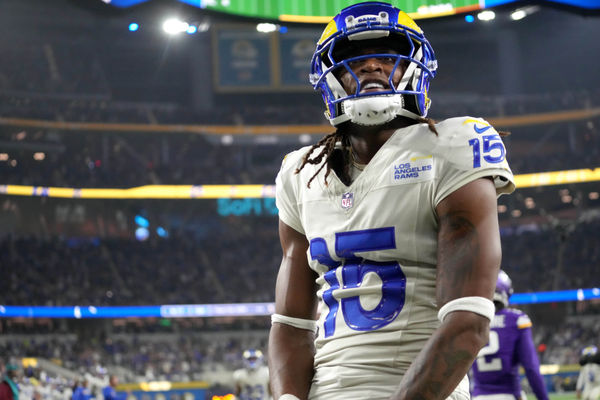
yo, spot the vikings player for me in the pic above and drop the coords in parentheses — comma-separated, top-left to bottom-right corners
(269, 2, 514, 399)
(471, 271, 549, 400)
(233, 349, 271, 400)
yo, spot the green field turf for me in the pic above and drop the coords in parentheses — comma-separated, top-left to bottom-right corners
(549, 393, 577, 400)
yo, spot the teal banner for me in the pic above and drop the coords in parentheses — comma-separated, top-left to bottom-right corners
(279, 30, 318, 88)
(214, 30, 271, 90)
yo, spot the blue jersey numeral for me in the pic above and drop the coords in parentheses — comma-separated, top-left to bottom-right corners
(310, 227, 406, 338)
(469, 134, 506, 168)
(242, 384, 265, 400)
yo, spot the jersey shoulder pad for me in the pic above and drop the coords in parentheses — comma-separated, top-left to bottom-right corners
(278, 145, 327, 183)
(432, 116, 513, 188)
(435, 116, 498, 140)
(516, 313, 532, 329)
(232, 368, 245, 381)
(278, 147, 309, 176)
(505, 308, 532, 329)
(430, 116, 500, 165)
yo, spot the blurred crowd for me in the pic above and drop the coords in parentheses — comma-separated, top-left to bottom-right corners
(1, 328, 268, 382)
(501, 218, 600, 293)
(0, 122, 296, 189)
(0, 315, 598, 398)
(0, 323, 270, 400)
(0, 215, 598, 306)
(1, 89, 599, 125)
(0, 218, 279, 306)
(536, 316, 600, 366)
(1, 113, 599, 191)
(0, 361, 76, 400)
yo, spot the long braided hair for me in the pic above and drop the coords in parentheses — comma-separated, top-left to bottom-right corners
(295, 117, 439, 188)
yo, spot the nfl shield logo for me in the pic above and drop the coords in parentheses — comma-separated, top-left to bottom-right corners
(341, 192, 354, 210)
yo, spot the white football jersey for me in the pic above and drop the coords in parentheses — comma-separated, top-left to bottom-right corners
(577, 363, 600, 400)
(233, 365, 271, 400)
(275, 117, 515, 399)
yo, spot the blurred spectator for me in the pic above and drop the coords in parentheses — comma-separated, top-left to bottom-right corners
(71, 380, 93, 400)
(101, 375, 125, 400)
(0, 364, 20, 400)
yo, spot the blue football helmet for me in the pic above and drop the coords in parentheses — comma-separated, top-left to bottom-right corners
(582, 345, 598, 357)
(580, 345, 598, 366)
(243, 349, 264, 369)
(310, 2, 437, 126)
(494, 270, 513, 307)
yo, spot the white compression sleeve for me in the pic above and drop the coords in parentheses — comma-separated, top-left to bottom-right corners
(438, 296, 495, 323)
(271, 313, 318, 333)
(278, 395, 301, 400)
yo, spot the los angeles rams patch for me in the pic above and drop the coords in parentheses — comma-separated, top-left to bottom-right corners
(391, 155, 435, 184)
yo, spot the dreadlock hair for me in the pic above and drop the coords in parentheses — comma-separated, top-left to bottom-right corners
(294, 127, 351, 188)
(295, 116, 439, 188)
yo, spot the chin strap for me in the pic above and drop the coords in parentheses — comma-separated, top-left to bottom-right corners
(341, 95, 420, 126)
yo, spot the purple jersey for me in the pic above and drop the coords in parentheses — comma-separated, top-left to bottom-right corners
(470, 308, 549, 400)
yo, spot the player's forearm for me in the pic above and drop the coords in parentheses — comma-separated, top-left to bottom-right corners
(391, 312, 489, 400)
(268, 323, 315, 400)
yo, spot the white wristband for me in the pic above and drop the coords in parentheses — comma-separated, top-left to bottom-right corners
(279, 395, 301, 400)
(271, 313, 317, 333)
(438, 296, 495, 323)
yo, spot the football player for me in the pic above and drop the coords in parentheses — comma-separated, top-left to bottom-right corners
(233, 349, 271, 400)
(268, 2, 515, 400)
(102, 375, 128, 400)
(577, 346, 600, 400)
(470, 270, 549, 400)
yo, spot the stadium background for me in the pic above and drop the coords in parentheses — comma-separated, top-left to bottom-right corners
(0, 0, 599, 399)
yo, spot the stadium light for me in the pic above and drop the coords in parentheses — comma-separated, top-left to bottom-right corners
(510, 10, 527, 20)
(299, 134, 312, 144)
(510, 6, 540, 21)
(186, 25, 197, 34)
(256, 23, 277, 33)
(196, 20, 210, 32)
(221, 135, 233, 145)
(163, 18, 189, 35)
(135, 214, 149, 228)
(477, 10, 495, 21)
(135, 227, 150, 241)
(128, 22, 139, 31)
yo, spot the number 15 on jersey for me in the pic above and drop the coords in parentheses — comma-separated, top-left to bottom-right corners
(309, 227, 407, 338)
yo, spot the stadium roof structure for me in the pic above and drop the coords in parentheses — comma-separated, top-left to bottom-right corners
(97, 0, 600, 21)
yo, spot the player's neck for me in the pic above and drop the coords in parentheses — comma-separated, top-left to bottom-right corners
(348, 117, 414, 164)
